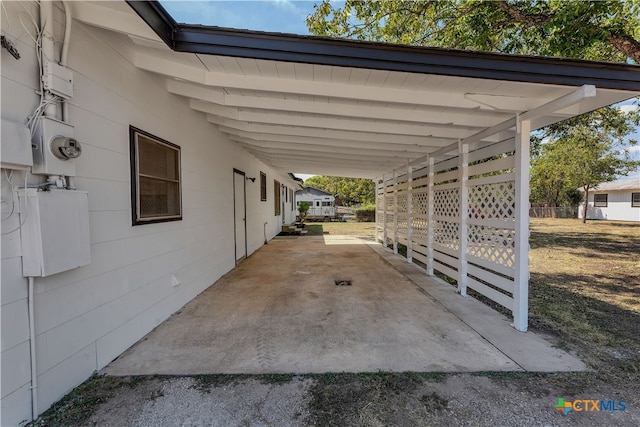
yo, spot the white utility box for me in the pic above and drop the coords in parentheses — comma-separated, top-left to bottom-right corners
(1, 119, 33, 169)
(44, 61, 74, 99)
(20, 189, 91, 277)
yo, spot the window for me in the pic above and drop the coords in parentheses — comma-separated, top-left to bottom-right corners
(274, 180, 281, 215)
(322, 201, 332, 206)
(284, 186, 288, 202)
(632, 193, 640, 207)
(260, 172, 267, 201)
(593, 193, 608, 207)
(130, 126, 181, 225)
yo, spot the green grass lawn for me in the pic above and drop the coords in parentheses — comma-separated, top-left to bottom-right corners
(302, 221, 376, 238)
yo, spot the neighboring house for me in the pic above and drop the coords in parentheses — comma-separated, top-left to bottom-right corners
(579, 179, 640, 221)
(1, 1, 638, 425)
(295, 187, 336, 219)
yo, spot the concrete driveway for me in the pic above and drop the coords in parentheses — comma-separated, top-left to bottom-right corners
(104, 236, 584, 375)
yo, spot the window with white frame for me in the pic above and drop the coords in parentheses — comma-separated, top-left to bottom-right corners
(130, 126, 182, 225)
(593, 193, 608, 207)
(632, 192, 640, 207)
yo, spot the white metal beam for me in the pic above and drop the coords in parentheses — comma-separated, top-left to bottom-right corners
(213, 121, 456, 146)
(408, 85, 597, 170)
(238, 143, 417, 163)
(220, 126, 451, 150)
(168, 79, 512, 127)
(136, 51, 558, 110)
(203, 108, 479, 139)
(230, 136, 435, 157)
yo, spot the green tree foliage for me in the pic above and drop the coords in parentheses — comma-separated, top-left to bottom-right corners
(297, 201, 310, 221)
(307, 0, 640, 62)
(531, 107, 639, 221)
(308, 0, 640, 217)
(303, 176, 375, 206)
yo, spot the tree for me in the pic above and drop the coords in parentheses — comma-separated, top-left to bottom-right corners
(307, 0, 640, 62)
(308, 0, 640, 221)
(303, 176, 375, 206)
(297, 201, 310, 222)
(531, 108, 639, 222)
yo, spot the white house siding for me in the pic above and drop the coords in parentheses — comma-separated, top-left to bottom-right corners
(579, 190, 640, 221)
(1, 3, 297, 424)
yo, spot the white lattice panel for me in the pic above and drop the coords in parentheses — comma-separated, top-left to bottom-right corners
(396, 192, 408, 234)
(433, 220, 459, 251)
(467, 225, 515, 270)
(412, 190, 429, 216)
(385, 195, 394, 208)
(468, 181, 515, 221)
(433, 188, 460, 218)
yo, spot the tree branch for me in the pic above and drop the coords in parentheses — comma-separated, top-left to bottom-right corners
(495, 1, 553, 27)
(609, 33, 640, 63)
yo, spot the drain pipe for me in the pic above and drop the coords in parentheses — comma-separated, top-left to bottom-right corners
(27, 277, 38, 421)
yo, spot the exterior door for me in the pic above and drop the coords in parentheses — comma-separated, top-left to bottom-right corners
(282, 186, 286, 224)
(233, 170, 247, 262)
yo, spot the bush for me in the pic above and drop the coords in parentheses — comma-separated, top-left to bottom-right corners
(354, 204, 376, 222)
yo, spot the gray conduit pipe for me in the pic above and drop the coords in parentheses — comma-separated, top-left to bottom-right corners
(28, 276, 37, 421)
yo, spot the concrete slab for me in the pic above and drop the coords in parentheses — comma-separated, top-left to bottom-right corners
(104, 237, 583, 375)
(368, 244, 586, 372)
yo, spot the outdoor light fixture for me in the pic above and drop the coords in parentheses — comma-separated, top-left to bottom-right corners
(246, 176, 256, 183)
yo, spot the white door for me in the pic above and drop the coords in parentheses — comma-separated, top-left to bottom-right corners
(313, 199, 321, 216)
(282, 186, 286, 224)
(233, 171, 247, 262)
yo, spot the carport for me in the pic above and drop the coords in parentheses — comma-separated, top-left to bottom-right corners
(79, 1, 639, 333)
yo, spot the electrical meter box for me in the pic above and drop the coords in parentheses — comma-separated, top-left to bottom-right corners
(20, 189, 91, 277)
(32, 116, 77, 176)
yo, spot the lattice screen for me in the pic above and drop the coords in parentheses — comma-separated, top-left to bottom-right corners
(377, 138, 519, 314)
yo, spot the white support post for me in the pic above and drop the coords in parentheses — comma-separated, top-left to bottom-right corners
(427, 156, 435, 275)
(382, 174, 387, 245)
(407, 162, 413, 263)
(513, 118, 531, 332)
(393, 169, 398, 254)
(458, 141, 469, 296)
(375, 177, 380, 242)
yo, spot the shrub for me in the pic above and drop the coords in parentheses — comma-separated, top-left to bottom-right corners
(355, 203, 376, 222)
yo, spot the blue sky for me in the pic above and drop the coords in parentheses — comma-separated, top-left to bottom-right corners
(161, 1, 639, 180)
(160, 0, 322, 34)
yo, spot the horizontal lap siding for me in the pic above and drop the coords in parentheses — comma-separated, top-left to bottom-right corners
(1, 6, 298, 424)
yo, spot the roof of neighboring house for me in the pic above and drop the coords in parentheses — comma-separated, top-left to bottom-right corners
(589, 178, 640, 192)
(295, 186, 334, 197)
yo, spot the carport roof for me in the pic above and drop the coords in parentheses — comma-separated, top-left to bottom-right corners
(75, 0, 640, 178)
